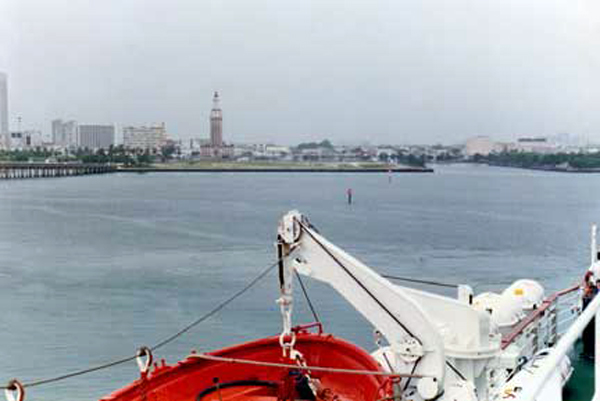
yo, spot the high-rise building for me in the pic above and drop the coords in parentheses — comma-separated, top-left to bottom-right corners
(210, 91, 223, 147)
(123, 123, 167, 150)
(51, 119, 64, 145)
(0, 72, 9, 148)
(52, 119, 79, 148)
(78, 124, 115, 149)
(63, 120, 79, 147)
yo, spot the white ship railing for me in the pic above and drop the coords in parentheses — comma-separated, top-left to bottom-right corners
(501, 285, 580, 361)
(515, 291, 600, 401)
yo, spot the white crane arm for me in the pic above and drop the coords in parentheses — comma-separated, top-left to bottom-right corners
(277, 211, 445, 398)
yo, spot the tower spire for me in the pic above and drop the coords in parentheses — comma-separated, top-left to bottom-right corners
(212, 91, 221, 110)
(210, 91, 223, 149)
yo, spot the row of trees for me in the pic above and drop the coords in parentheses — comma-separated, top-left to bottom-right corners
(0, 144, 178, 166)
(295, 139, 334, 151)
(475, 151, 600, 169)
(0, 148, 59, 162)
(378, 152, 426, 167)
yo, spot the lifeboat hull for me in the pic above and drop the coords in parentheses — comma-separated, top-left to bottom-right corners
(101, 331, 389, 401)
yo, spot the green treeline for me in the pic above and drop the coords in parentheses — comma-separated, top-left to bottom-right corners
(392, 153, 426, 167)
(0, 148, 59, 162)
(295, 139, 334, 150)
(476, 151, 600, 169)
(0, 145, 174, 166)
(0, 141, 428, 168)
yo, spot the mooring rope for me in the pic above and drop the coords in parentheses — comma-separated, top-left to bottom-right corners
(1, 259, 279, 391)
(151, 260, 278, 352)
(1, 231, 463, 394)
(188, 353, 427, 378)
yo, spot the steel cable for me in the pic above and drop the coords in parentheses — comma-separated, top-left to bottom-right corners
(294, 270, 320, 324)
(1, 259, 278, 391)
(188, 353, 427, 378)
(381, 274, 458, 289)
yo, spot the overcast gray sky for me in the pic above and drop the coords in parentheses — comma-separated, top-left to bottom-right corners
(1, 0, 598, 145)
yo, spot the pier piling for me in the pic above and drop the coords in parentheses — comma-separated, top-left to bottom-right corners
(0, 163, 116, 179)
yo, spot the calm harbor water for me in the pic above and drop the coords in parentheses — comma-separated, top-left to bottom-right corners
(0, 164, 597, 400)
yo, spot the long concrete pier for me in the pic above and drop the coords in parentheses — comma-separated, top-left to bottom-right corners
(0, 162, 116, 179)
(118, 166, 434, 173)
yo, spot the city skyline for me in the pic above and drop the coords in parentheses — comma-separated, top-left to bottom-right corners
(1, 0, 599, 144)
(1, 69, 597, 149)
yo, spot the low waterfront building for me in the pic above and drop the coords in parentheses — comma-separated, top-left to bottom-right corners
(200, 142, 234, 159)
(465, 136, 499, 156)
(79, 124, 115, 150)
(9, 130, 43, 149)
(297, 147, 338, 162)
(123, 123, 167, 150)
(465, 137, 521, 156)
(376, 147, 398, 160)
(246, 144, 291, 160)
(516, 137, 557, 154)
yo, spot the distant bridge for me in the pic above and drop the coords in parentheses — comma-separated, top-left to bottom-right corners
(0, 162, 116, 179)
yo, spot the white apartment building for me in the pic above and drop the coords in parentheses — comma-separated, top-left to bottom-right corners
(78, 124, 115, 149)
(515, 137, 557, 154)
(123, 123, 167, 150)
(465, 136, 500, 156)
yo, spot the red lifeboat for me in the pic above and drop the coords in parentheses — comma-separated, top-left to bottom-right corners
(100, 325, 392, 401)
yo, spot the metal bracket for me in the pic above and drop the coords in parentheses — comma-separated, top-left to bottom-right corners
(396, 337, 424, 363)
(136, 346, 153, 374)
(4, 380, 24, 401)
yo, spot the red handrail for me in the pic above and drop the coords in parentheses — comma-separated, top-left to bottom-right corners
(501, 284, 580, 350)
(292, 322, 324, 335)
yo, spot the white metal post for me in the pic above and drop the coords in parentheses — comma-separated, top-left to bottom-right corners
(516, 294, 600, 401)
(595, 307, 600, 401)
(592, 224, 598, 266)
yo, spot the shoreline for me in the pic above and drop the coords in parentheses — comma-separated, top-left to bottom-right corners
(117, 166, 434, 173)
(481, 162, 600, 173)
(432, 161, 600, 174)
